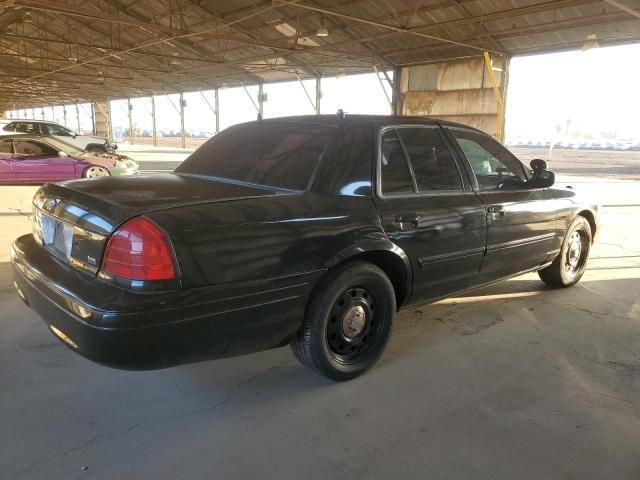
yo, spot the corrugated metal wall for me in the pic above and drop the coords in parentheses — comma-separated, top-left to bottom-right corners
(397, 56, 509, 139)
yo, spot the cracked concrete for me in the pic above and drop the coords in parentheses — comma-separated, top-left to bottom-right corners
(1, 183, 640, 479)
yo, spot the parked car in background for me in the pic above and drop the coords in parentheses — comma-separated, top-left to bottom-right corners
(11, 116, 598, 380)
(0, 134, 137, 183)
(1, 119, 117, 153)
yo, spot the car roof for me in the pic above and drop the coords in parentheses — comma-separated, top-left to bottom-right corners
(1, 134, 56, 141)
(233, 114, 487, 134)
(4, 119, 61, 124)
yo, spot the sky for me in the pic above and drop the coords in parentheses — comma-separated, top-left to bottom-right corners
(505, 43, 640, 142)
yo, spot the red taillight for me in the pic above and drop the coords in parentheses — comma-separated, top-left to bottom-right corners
(101, 217, 176, 281)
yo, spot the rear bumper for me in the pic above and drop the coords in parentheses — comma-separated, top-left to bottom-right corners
(12, 234, 315, 370)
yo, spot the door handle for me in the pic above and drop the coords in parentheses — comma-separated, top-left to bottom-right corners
(395, 213, 421, 228)
(487, 205, 505, 220)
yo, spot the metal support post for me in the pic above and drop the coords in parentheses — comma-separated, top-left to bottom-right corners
(90, 103, 96, 134)
(179, 92, 186, 149)
(258, 82, 264, 119)
(151, 96, 157, 147)
(214, 88, 220, 134)
(75, 104, 81, 133)
(315, 76, 321, 115)
(392, 66, 402, 115)
(127, 98, 133, 144)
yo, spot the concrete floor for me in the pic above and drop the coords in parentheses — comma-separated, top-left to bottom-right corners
(1, 171, 640, 479)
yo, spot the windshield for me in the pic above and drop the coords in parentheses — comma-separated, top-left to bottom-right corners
(44, 136, 85, 155)
(175, 122, 336, 191)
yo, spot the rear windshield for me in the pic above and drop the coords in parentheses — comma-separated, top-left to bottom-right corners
(175, 123, 336, 190)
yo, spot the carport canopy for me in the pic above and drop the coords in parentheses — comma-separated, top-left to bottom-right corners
(1, 0, 640, 110)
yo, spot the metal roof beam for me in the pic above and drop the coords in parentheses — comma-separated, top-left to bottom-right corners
(604, 0, 640, 19)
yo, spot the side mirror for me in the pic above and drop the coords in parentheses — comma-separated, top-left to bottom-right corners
(529, 158, 554, 188)
(58, 151, 69, 157)
(530, 158, 547, 171)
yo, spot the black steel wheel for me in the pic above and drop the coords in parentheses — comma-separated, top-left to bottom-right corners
(325, 287, 381, 364)
(539, 216, 592, 287)
(291, 262, 395, 381)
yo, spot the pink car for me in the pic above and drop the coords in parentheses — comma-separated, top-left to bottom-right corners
(0, 135, 137, 183)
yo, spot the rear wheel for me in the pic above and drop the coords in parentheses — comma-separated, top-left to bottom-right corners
(83, 165, 110, 178)
(538, 216, 592, 287)
(291, 262, 395, 381)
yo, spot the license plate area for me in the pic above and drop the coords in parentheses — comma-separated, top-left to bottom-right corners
(34, 210, 107, 274)
(38, 212, 74, 261)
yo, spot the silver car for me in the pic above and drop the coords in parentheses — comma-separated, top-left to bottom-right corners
(1, 119, 117, 153)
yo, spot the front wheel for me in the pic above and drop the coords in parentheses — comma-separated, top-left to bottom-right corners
(291, 262, 396, 381)
(538, 216, 592, 287)
(83, 165, 110, 178)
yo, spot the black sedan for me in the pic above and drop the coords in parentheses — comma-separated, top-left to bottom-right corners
(11, 116, 598, 380)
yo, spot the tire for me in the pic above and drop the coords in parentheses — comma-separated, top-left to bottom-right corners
(538, 216, 592, 287)
(291, 262, 396, 381)
(82, 165, 110, 178)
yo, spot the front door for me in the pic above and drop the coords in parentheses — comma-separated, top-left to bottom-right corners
(12, 139, 76, 183)
(445, 127, 557, 281)
(373, 124, 487, 303)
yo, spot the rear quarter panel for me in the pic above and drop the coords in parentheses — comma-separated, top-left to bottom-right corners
(146, 193, 384, 289)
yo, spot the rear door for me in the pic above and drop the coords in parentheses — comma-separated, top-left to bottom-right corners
(12, 122, 43, 134)
(0, 139, 14, 182)
(373, 124, 487, 303)
(12, 139, 76, 182)
(445, 127, 557, 281)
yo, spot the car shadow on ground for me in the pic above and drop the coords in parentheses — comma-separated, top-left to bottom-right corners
(3, 257, 638, 389)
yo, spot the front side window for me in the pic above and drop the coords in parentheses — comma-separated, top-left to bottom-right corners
(0, 139, 12, 156)
(175, 123, 335, 191)
(449, 129, 527, 190)
(46, 123, 73, 136)
(13, 140, 57, 156)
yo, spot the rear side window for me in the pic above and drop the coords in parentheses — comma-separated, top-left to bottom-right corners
(13, 123, 41, 134)
(175, 123, 335, 191)
(380, 130, 414, 194)
(380, 126, 462, 195)
(396, 127, 462, 191)
(0, 139, 11, 154)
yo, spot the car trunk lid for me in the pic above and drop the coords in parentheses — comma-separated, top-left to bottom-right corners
(32, 173, 285, 274)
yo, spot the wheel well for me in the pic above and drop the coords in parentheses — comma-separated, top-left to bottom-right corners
(339, 250, 409, 308)
(577, 210, 597, 241)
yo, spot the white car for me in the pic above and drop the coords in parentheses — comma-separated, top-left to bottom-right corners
(1, 119, 117, 153)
